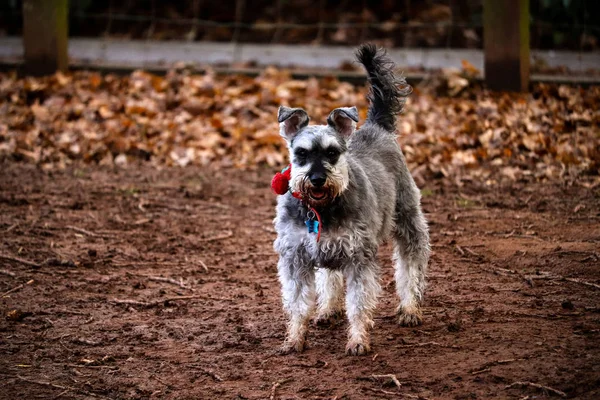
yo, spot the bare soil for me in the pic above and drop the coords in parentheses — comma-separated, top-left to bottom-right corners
(1, 163, 599, 399)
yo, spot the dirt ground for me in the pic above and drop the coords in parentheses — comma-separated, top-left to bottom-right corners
(0, 163, 599, 400)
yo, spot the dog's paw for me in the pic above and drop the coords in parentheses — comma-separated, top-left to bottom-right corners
(313, 311, 344, 328)
(345, 340, 370, 356)
(279, 339, 306, 355)
(397, 309, 423, 327)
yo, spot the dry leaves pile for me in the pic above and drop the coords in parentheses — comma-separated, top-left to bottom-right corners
(0, 68, 598, 183)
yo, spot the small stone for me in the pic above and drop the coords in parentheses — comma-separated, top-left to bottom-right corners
(561, 299, 574, 310)
(447, 321, 462, 332)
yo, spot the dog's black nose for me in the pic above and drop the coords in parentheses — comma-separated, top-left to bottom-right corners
(309, 173, 326, 187)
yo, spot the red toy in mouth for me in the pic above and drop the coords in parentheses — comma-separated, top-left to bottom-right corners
(271, 165, 334, 206)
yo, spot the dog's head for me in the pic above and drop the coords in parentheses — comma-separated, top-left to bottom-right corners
(278, 105, 358, 207)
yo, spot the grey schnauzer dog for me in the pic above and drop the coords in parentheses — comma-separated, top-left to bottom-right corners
(273, 44, 430, 356)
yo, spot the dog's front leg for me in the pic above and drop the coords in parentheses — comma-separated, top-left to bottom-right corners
(314, 269, 345, 326)
(343, 260, 381, 355)
(277, 251, 316, 354)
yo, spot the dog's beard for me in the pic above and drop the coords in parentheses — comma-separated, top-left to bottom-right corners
(291, 160, 348, 208)
(298, 176, 334, 207)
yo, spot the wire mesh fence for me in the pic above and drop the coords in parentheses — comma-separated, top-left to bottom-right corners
(1, 0, 598, 52)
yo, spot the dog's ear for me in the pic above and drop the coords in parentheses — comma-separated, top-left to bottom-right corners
(278, 106, 309, 141)
(327, 106, 359, 138)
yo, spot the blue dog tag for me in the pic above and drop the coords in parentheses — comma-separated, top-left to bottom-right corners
(305, 219, 319, 234)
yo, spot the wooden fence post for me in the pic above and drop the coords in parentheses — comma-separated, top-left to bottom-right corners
(483, 0, 530, 92)
(22, 0, 68, 76)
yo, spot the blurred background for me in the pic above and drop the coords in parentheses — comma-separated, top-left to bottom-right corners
(1, 0, 598, 49)
(0, 0, 599, 79)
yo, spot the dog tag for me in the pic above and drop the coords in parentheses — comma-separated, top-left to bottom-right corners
(305, 210, 319, 234)
(305, 219, 319, 234)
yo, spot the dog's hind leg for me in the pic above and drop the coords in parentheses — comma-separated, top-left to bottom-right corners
(278, 253, 316, 354)
(344, 260, 381, 355)
(393, 181, 430, 327)
(314, 269, 345, 327)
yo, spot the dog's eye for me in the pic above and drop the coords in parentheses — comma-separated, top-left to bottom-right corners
(327, 149, 340, 158)
(295, 149, 308, 158)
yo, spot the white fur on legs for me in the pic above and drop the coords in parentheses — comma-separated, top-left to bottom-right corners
(278, 258, 316, 353)
(393, 241, 428, 327)
(344, 263, 381, 355)
(314, 269, 345, 325)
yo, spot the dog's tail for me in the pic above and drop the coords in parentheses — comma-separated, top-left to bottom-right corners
(355, 44, 412, 132)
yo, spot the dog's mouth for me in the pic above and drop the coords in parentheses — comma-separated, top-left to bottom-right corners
(299, 178, 335, 205)
(308, 187, 328, 201)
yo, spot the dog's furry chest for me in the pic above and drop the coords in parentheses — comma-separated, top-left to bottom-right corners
(274, 220, 373, 270)
(309, 233, 358, 269)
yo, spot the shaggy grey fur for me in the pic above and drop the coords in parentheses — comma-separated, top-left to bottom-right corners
(273, 44, 430, 356)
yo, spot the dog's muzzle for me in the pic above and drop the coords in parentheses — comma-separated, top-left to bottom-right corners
(301, 176, 334, 206)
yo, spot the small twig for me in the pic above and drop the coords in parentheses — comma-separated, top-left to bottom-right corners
(564, 277, 600, 290)
(455, 245, 465, 256)
(2, 279, 34, 297)
(269, 378, 292, 400)
(198, 230, 233, 243)
(59, 339, 75, 353)
(485, 266, 600, 291)
(372, 374, 402, 388)
(66, 225, 113, 239)
(111, 260, 180, 267)
(66, 225, 98, 237)
(463, 247, 480, 257)
(186, 364, 224, 381)
(505, 381, 566, 398)
(509, 311, 578, 320)
(0, 254, 41, 268)
(0, 268, 17, 277)
(43, 309, 88, 316)
(126, 272, 193, 290)
(5, 223, 19, 232)
(148, 276, 193, 290)
(65, 364, 118, 370)
(201, 368, 223, 382)
(110, 295, 231, 307)
(471, 358, 521, 374)
(471, 368, 491, 375)
(152, 374, 175, 388)
(16, 375, 113, 400)
(363, 387, 399, 396)
(71, 337, 103, 346)
(363, 387, 423, 398)
(396, 341, 441, 348)
(51, 389, 70, 400)
(198, 259, 209, 272)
